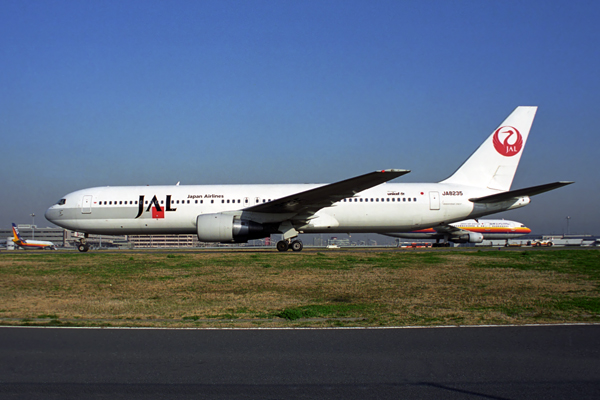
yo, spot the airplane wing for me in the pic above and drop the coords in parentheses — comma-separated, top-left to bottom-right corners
(469, 181, 574, 204)
(429, 224, 465, 234)
(243, 169, 410, 215)
(382, 224, 467, 239)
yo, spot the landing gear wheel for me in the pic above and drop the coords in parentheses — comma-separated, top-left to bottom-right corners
(276, 240, 289, 252)
(290, 240, 303, 252)
(77, 244, 89, 252)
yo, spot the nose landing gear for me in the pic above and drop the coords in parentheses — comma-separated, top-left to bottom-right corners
(76, 234, 90, 252)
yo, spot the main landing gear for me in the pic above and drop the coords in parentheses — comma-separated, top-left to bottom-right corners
(276, 239, 304, 252)
(77, 234, 90, 252)
(432, 238, 451, 247)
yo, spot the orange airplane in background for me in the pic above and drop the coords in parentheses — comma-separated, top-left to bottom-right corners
(12, 223, 56, 250)
(384, 219, 531, 246)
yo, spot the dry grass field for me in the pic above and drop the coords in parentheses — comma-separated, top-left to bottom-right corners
(0, 248, 599, 328)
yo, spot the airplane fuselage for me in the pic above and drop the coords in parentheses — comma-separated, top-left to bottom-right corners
(45, 182, 529, 236)
(387, 219, 531, 241)
(14, 240, 55, 249)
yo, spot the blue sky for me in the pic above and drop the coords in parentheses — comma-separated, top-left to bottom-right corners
(1, 0, 599, 235)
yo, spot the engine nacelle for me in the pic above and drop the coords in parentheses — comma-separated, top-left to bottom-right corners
(196, 213, 268, 243)
(452, 231, 484, 244)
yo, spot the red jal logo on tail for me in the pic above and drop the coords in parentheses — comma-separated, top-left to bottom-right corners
(493, 126, 523, 157)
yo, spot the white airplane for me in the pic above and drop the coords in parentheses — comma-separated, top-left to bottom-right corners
(45, 106, 572, 252)
(11, 223, 56, 250)
(383, 219, 531, 247)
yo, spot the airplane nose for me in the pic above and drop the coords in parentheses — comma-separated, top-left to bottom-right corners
(45, 207, 57, 223)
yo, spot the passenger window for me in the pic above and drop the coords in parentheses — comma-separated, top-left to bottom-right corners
(211, 200, 214, 204)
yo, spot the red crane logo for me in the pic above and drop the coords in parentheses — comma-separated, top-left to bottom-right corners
(493, 126, 523, 157)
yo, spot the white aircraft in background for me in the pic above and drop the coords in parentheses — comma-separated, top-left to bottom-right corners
(45, 106, 572, 252)
(383, 219, 531, 247)
(11, 223, 56, 250)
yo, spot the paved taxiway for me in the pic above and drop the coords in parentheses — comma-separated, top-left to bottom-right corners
(1, 325, 599, 399)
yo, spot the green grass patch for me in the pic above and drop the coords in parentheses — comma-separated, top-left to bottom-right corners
(550, 297, 600, 313)
(276, 304, 370, 320)
(465, 249, 600, 280)
(1, 248, 599, 328)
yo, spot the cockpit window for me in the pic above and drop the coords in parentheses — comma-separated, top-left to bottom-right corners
(57, 199, 66, 205)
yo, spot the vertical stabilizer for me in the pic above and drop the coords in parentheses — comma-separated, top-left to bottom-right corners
(12, 223, 24, 243)
(440, 106, 537, 191)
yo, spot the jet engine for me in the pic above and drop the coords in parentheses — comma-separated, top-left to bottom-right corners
(196, 213, 269, 243)
(452, 231, 484, 243)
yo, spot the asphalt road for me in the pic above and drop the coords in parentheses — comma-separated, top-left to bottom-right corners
(1, 324, 599, 399)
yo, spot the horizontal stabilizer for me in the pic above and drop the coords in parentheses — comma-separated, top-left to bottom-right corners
(469, 181, 574, 203)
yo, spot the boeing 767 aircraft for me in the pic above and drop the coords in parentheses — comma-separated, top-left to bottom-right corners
(45, 106, 572, 252)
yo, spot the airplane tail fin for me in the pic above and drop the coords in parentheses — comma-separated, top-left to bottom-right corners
(440, 106, 538, 191)
(12, 223, 24, 243)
